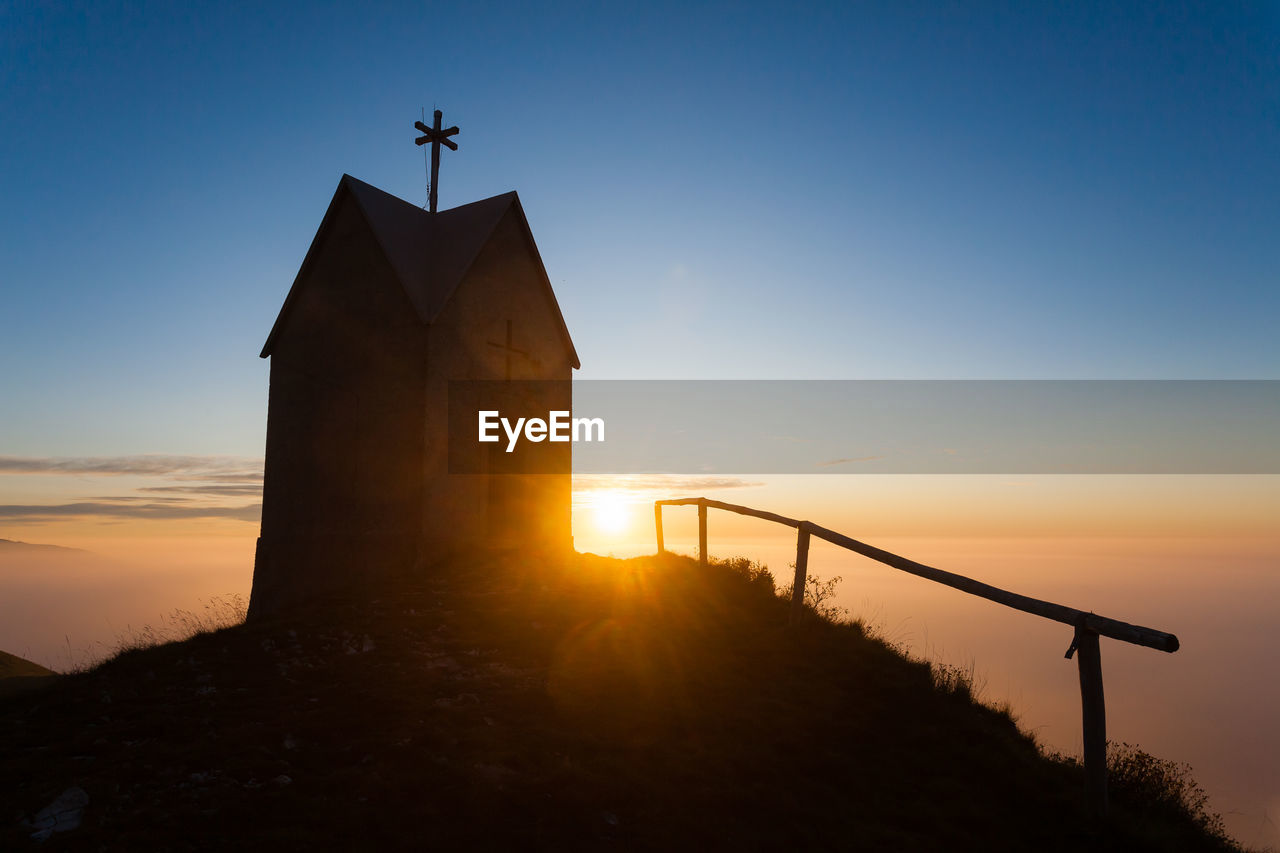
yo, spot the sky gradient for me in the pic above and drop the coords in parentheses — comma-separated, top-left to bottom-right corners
(3, 1, 1279, 460)
(3, 3, 1279, 844)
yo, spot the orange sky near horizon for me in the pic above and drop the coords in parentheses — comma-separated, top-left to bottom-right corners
(2, 471, 1276, 553)
(2, 471, 1278, 845)
(1, 472, 1276, 555)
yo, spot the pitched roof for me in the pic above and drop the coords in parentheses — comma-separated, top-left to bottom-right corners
(260, 175, 579, 368)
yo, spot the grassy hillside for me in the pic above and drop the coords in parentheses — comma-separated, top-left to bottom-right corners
(0, 650, 56, 680)
(0, 553, 1238, 850)
(0, 650, 59, 701)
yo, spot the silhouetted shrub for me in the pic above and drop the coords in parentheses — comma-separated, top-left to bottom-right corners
(778, 569, 850, 622)
(712, 555, 776, 596)
(1108, 742, 1231, 844)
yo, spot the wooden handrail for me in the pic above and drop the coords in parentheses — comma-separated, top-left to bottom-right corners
(655, 495, 1184, 818)
(655, 497, 1178, 652)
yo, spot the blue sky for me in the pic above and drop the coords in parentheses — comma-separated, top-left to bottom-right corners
(2, 1, 1278, 458)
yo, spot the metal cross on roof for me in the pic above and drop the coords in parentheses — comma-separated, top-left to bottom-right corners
(414, 109, 459, 213)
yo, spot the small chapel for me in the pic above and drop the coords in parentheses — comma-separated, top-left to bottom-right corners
(248, 114, 579, 618)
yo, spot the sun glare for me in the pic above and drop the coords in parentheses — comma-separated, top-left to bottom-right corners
(591, 491, 631, 535)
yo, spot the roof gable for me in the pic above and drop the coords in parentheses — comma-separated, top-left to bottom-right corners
(261, 175, 579, 368)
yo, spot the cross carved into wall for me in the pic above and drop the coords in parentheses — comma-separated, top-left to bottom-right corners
(487, 319, 529, 381)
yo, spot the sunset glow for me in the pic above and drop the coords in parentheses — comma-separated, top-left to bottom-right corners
(4, 1, 1280, 846)
(588, 490, 631, 537)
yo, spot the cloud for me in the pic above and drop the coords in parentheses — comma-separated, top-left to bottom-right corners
(0, 502, 262, 522)
(1, 455, 263, 510)
(139, 485, 264, 497)
(0, 455, 262, 478)
(184, 472, 264, 483)
(816, 456, 883, 467)
(573, 475, 763, 493)
(84, 495, 195, 504)
(0, 456, 265, 524)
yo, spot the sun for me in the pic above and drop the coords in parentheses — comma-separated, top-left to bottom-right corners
(590, 491, 631, 535)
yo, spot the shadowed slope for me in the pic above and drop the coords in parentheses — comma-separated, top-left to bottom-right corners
(0, 650, 58, 700)
(0, 650, 56, 680)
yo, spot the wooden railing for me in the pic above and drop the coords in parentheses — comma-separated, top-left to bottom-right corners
(653, 496, 1180, 817)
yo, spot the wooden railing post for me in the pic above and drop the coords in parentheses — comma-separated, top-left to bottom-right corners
(1071, 626, 1108, 817)
(698, 501, 708, 566)
(654, 502, 665, 554)
(791, 523, 811, 625)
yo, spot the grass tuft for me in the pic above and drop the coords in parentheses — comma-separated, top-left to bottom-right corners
(65, 594, 248, 673)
